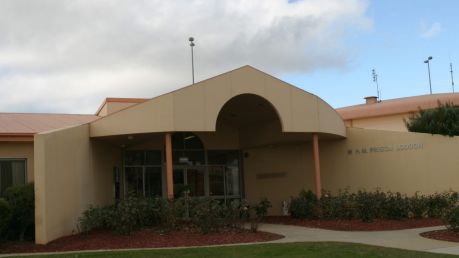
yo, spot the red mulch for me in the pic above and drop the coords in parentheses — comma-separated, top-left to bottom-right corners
(262, 216, 445, 231)
(0, 229, 283, 254)
(421, 229, 459, 242)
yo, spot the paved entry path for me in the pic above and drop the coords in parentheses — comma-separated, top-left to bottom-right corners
(259, 223, 459, 255)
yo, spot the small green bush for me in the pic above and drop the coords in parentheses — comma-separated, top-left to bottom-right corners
(383, 192, 409, 220)
(293, 188, 459, 223)
(426, 192, 457, 218)
(4, 183, 35, 241)
(190, 197, 223, 233)
(0, 198, 12, 239)
(156, 198, 184, 230)
(254, 197, 272, 218)
(79, 205, 115, 232)
(445, 206, 459, 233)
(290, 190, 318, 219)
(355, 190, 385, 222)
(409, 192, 429, 218)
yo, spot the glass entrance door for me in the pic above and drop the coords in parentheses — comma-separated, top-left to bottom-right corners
(173, 166, 205, 198)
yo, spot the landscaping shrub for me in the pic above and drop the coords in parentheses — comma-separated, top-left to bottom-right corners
(0, 198, 12, 240)
(4, 183, 35, 241)
(445, 206, 459, 233)
(290, 190, 318, 219)
(79, 205, 115, 232)
(249, 198, 272, 232)
(156, 198, 184, 230)
(190, 197, 223, 233)
(426, 192, 458, 218)
(292, 188, 459, 223)
(355, 190, 385, 222)
(383, 192, 409, 220)
(408, 192, 429, 218)
(222, 199, 245, 230)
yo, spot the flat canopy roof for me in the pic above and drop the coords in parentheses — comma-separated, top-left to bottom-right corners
(89, 66, 346, 138)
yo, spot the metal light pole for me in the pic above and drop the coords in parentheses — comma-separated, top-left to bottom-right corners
(424, 56, 433, 94)
(189, 37, 195, 84)
(450, 62, 455, 93)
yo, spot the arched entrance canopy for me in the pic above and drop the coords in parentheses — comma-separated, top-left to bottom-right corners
(89, 66, 346, 138)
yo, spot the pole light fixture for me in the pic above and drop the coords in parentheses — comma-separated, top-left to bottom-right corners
(189, 37, 195, 84)
(424, 56, 433, 94)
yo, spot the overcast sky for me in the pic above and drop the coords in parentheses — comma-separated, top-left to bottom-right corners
(0, 0, 457, 114)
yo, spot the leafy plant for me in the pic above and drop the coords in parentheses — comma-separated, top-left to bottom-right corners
(405, 101, 459, 136)
(4, 183, 35, 241)
(383, 192, 409, 220)
(290, 190, 318, 219)
(408, 192, 429, 218)
(0, 198, 11, 240)
(79, 205, 115, 233)
(445, 206, 459, 233)
(190, 197, 223, 234)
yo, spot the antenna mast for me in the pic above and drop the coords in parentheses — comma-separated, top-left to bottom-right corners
(372, 69, 381, 101)
(451, 63, 455, 93)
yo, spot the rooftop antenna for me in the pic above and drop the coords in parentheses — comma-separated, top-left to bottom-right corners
(372, 69, 381, 101)
(189, 37, 195, 84)
(450, 62, 455, 93)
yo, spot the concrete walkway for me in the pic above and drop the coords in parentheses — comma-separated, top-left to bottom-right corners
(259, 223, 459, 255)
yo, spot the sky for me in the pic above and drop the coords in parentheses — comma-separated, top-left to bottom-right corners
(0, 0, 457, 114)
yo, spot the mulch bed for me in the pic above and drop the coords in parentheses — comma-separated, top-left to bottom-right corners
(420, 229, 459, 242)
(262, 216, 445, 231)
(0, 229, 283, 254)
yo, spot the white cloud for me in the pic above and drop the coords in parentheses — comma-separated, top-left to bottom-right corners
(420, 21, 443, 38)
(0, 0, 370, 113)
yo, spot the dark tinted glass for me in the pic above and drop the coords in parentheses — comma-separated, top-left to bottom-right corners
(145, 151, 162, 166)
(172, 133, 204, 150)
(145, 167, 162, 197)
(125, 151, 144, 166)
(207, 151, 239, 166)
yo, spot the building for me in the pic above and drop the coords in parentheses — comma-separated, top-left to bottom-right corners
(1, 66, 459, 244)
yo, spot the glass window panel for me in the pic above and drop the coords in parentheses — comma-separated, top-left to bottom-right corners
(187, 168, 205, 197)
(173, 150, 205, 166)
(0, 160, 26, 196)
(145, 151, 162, 166)
(125, 151, 144, 166)
(209, 166, 225, 196)
(11, 161, 25, 185)
(145, 167, 162, 197)
(225, 167, 240, 196)
(172, 133, 204, 150)
(207, 151, 239, 166)
(173, 168, 185, 198)
(125, 167, 143, 196)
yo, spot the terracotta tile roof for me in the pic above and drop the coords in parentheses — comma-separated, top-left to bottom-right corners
(0, 113, 99, 136)
(336, 93, 459, 120)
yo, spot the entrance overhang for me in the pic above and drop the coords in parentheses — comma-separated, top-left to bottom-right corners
(89, 66, 346, 139)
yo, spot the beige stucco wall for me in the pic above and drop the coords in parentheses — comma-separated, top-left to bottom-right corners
(90, 66, 345, 138)
(34, 125, 120, 244)
(243, 143, 315, 215)
(321, 127, 459, 194)
(0, 142, 34, 182)
(344, 113, 413, 132)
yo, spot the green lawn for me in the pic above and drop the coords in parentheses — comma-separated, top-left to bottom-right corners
(10, 242, 458, 258)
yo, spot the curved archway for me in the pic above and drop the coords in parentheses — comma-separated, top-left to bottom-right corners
(216, 93, 283, 133)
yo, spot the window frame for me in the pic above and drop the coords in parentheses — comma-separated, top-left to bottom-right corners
(0, 158, 27, 196)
